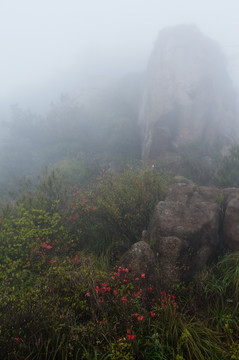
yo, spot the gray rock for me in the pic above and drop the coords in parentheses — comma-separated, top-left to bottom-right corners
(139, 25, 238, 159)
(119, 240, 159, 288)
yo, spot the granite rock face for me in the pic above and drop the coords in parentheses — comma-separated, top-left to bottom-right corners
(139, 25, 238, 159)
(142, 180, 239, 288)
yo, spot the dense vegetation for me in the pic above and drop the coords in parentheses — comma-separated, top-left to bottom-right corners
(1, 78, 239, 359)
(1, 166, 239, 359)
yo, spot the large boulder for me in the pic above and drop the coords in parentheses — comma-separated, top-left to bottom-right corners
(139, 25, 238, 159)
(147, 182, 221, 287)
(144, 180, 239, 288)
(118, 241, 159, 289)
(223, 190, 239, 250)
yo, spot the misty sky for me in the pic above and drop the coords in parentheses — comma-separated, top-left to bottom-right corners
(1, 0, 239, 112)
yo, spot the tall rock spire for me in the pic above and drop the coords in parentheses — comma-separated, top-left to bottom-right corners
(139, 25, 238, 159)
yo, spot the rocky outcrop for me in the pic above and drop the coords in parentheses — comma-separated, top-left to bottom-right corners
(137, 180, 239, 289)
(139, 25, 238, 159)
(118, 241, 159, 289)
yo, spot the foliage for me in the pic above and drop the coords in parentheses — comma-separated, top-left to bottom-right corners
(0, 155, 239, 359)
(214, 144, 239, 188)
(65, 166, 170, 258)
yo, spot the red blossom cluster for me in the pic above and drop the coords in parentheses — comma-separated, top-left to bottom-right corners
(69, 189, 97, 225)
(83, 264, 165, 342)
(126, 329, 136, 340)
(160, 291, 177, 308)
(26, 237, 80, 266)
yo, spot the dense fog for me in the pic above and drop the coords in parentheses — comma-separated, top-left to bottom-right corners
(1, 0, 239, 196)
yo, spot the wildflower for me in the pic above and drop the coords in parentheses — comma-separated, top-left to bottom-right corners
(15, 338, 19, 342)
(74, 254, 79, 261)
(102, 283, 107, 287)
(148, 287, 153, 291)
(26, 261, 30, 265)
(95, 286, 100, 292)
(122, 296, 127, 303)
(137, 316, 144, 321)
(127, 329, 131, 334)
(141, 273, 145, 278)
(86, 292, 91, 297)
(92, 206, 97, 210)
(127, 334, 136, 340)
(151, 312, 156, 317)
(49, 259, 56, 263)
(135, 277, 139, 281)
(123, 267, 129, 272)
(113, 290, 117, 295)
(134, 313, 138, 316)
(43, 242, 52, 250)
(123, 279, 127, 283)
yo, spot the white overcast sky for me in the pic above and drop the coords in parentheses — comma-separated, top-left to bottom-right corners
(1, 0, 239, 112)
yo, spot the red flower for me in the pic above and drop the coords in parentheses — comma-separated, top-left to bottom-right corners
(122, 296, 127, 303)
(43, 242, 52, 250)
(148, 287, 153, 291)
(74, 254, 79, 261)
(86, 292, 91, 297)
(113, 290, 117, 295)
(151, 312, 156, 317)
(135, 277, 139, 281)
(137, 315, 144, 321)
(26, 261, 30, 265)
(92, 206, 97, 210)
(15, 337, 19, 342)
(141, 273, 145, 278)
(127, 334, 136, 340)
(49, 259, 56, 263)
(123, 279, 127, 283)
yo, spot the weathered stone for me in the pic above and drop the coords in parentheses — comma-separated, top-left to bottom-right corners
(118, 240, 159, 288)
(121, 182, 239, 290)
(147, 181, 221, 287)
(223, 191, 239, 250)
(139, 25, 238, 159)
